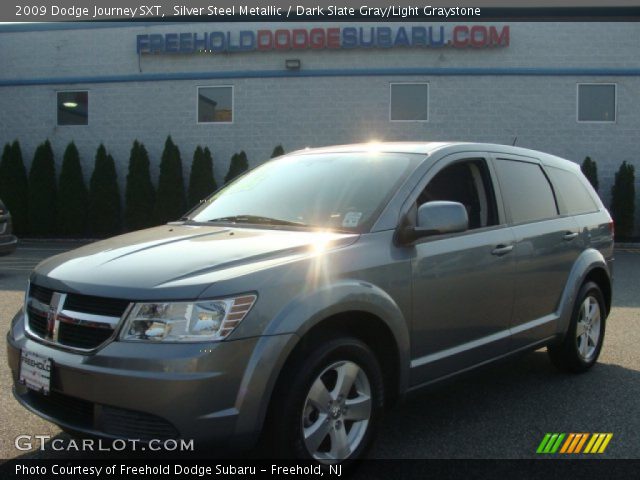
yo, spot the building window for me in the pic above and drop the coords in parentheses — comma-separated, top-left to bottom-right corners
(57, 91, 88, 126)
(198, 86, 233, 123)
(577, 83, 616, 123)
(390, 83, 429, 122)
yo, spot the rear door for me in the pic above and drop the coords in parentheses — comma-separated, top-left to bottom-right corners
(490, 154, 582, 348)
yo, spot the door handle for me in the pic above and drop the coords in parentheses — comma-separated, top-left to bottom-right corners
(563, 232, 579, 241)
(491, 244, 514, 256)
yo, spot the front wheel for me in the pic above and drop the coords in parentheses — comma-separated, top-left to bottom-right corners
(548, 281, 607, 373)
(267, 336, 384, 465)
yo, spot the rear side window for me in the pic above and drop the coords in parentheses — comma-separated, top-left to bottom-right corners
(547, 167, 599, 215)
(495, 159, 558, 224)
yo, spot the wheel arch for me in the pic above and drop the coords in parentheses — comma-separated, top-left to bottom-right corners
(232, 281, 411, 445)
(556, 248, 612, 339)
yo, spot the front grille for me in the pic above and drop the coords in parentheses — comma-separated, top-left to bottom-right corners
(22, 390, 179, 440)
(26, 284, 130, 351)
(58, 322, 115, 349)
(24, 390, 93, 428)
(65, 293, 130, 318)
(102, 406, 179, 440)
(30, 284, 53, 304)
(26, 307, 48, 338)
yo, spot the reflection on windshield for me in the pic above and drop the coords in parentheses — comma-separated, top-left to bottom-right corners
(190, 152, 418, 232)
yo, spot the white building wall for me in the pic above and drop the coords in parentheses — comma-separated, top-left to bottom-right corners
(0, 22, 638, 226)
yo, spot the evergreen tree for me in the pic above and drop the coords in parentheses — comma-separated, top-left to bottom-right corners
(581, 156, 599, 192)
(88, 144, 121, 237)
(0, 140, 29, 234)
(610, 161, 636, 239)
(124, 140, 155, 231)
(187, 146, 216, 209)
(153, 136, 186, 224)
(224, 150, 249, 184)
(270, 145, 285, 158)
(28, 140, 57, 236)
(57, 142, 88, 236)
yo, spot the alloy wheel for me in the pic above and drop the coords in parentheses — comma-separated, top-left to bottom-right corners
(576, 295, 601, 361)
(301, 360, 372, 463)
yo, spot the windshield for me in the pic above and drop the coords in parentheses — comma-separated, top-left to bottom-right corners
(188, 151, 420, 232)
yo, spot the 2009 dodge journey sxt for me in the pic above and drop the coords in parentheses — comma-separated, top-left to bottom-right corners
(7, 142, 613, 464)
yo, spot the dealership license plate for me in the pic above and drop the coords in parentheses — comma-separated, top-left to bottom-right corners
(19, 350, 52, 395)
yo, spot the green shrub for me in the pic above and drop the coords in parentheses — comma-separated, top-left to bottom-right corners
(271, 145, 285, 158)
(124, 140, 156, 231)
(0, 140, 29, 234)
(188, 146, 216, 209)
(224, 150, 248, 184)
(154, 136, 186, 224)
(28, 140, 57, 236)
(610, 161, 636, 239)
(581, 156, 599, 192)
(57, 142, 88, 237)
(88, 144, 121, 237)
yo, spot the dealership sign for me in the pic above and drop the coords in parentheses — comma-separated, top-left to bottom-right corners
(136, 25, 510, 54)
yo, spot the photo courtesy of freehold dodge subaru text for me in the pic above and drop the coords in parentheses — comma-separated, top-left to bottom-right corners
(7, 142, 614, 465)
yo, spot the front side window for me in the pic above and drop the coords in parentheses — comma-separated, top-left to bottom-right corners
(495, 159, 558, 224)
(390, 83, 429, 121)
(577, 84, 616, 123)
(198, 86, 233, 123)
(417, 159, 499, 230)
(57, 91, 88, 126)
(189, 152, 421, 232)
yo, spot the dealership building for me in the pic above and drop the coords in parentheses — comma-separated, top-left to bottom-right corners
(0, 21, 638, 225)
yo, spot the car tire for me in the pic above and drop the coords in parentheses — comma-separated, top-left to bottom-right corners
(548, 281, 607, 373)
(266, 336, 384, 466)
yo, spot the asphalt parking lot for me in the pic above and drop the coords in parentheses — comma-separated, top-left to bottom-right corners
(0, 241, 638, 460)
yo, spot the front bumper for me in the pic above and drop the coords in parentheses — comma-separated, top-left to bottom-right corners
(0, 234, 17, 256)
(7, 309, 295, 448)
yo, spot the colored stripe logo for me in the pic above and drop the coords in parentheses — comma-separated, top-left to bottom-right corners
(537, 433, 613, 454)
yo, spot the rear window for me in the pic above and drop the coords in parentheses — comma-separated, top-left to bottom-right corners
(495, 159, 558, 224)
(547, 166, 599, 215)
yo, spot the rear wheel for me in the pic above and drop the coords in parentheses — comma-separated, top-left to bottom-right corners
(548, 281, 606, 373)
(267, 336, 384, 465)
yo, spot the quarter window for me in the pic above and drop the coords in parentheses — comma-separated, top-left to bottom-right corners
(390, 83, 429, 121)
(57, 91, 88, 126)
(577, 84, 616, 123)
(495, 159, 558, 224)
(547, 167, 599, 215)
(198, 86, 233, 123)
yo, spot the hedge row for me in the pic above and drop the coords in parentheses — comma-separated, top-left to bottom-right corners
(581, 156, 636, 239)
(0, 137, 285, 238)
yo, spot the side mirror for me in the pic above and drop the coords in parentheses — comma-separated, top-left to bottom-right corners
(400, 201, 469, 243)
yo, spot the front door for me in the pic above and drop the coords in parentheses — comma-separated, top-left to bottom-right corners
(408, 154, 516, 386)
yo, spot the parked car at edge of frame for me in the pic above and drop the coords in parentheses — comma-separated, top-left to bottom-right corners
(0, 198, 18, 256)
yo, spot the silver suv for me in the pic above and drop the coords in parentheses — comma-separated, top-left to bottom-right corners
(7, 142, 613, 464)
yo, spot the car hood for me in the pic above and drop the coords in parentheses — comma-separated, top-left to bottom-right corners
(31, 224, 358, 300)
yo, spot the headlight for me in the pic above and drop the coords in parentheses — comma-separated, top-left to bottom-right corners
(120, 294, 256, 342)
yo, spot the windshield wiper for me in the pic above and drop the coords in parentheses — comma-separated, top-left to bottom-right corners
(204, 215, 310, 227)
